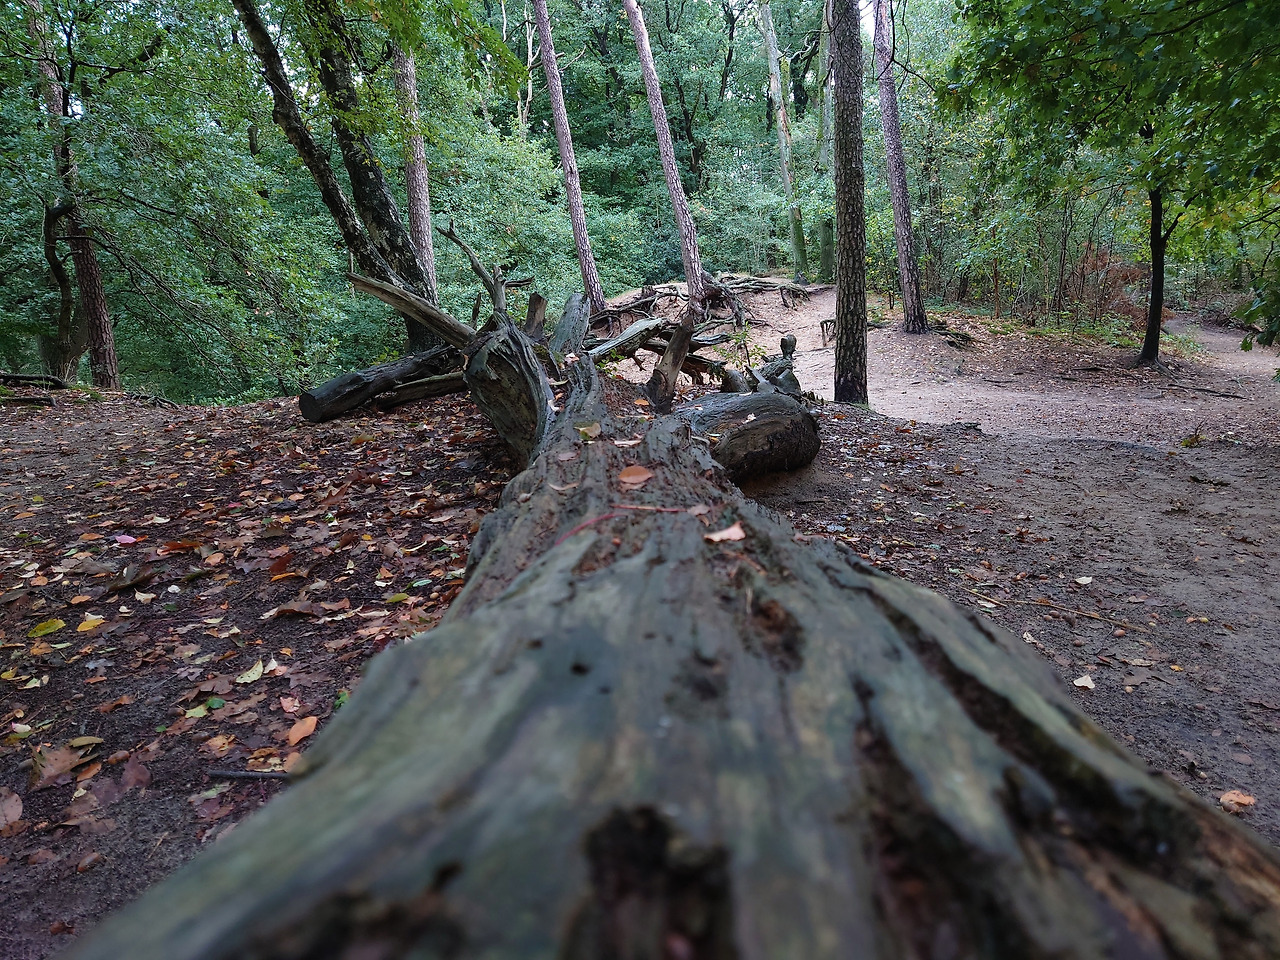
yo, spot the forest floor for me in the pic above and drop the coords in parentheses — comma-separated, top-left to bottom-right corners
(2, 289, 1278, 957)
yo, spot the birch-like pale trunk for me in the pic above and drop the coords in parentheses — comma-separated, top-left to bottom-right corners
(622, 0, 706, 411)
(391, 44, 439, 304)
(532, 0, 608, 315)
(759, 0, 809, 280)
(873, 0, 927, 334)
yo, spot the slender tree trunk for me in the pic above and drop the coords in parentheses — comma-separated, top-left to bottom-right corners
(67, 220, 120, 388)
(832, 0, 867, 404)
(816, 0, 835, 282)
(37, 201, 86, 380)
(992, 258, 1000, 320)
(532, 0, 608, 315)
(760, 0, 808, 281)
(1139, 186, 1168, 366)
(873, 0, 926, 335)
(391, 44, 439, 304)
(231, 0, 441, 352)
(25, 0, 121, 388)
(622, 0, 706, 412)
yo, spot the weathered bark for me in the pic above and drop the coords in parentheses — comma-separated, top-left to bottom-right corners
(66, 274, 1280, 958)
(531, 0, 608, 316)
(759, 0, 808, 281)
(622, 0, 706, 412)
(0, 371, 68, 388)
(391, 44, 439, 304)
(37, 200, 86, 381)
(816, 0, 836, 283)
(872, 0, 927, 335)
(66, 219, 121, 389)
(298, 347, 458, 423)
(832, 0, 868, 404)
(681, 391, 819, 480)
(230, 0, 440, 351)
(371, 371, 468, 411)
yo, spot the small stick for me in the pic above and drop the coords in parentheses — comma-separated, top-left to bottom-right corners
(208, 768, 291, 780)
(964, 590, 1149, 633)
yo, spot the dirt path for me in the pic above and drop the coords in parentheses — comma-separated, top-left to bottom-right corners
(738, 287, 1280, 844)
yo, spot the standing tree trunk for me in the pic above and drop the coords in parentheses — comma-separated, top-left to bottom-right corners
(67, 219, 121, 388)
(25, 0, 121, 389)
(532, 0, 608, 316)
(63, 251, 1280, 960)
(36, 200, 86, 381)
(391, 44, 439, 304)
(832, 0, 868, 404)
(872, 0, 927, 335)
(1139, 185, 1177, 367)
(622, 0, 707, 412)
(231, 0, 442, 352)
(816, 0, 836, 283)
(760, 0, 809, 281)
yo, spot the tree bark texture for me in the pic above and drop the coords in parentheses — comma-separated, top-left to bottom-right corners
(872, 0, 927, 336)
(759, 0, 808, 281)
(1139, 187, 1168, 366)
(391, 44, 440, 304)
(816, 0, 835, 283)
(622, 0, 706, 412)
(832, 0, 868, 405)
(66, 219, 121, 389)
(66, 292, 1280, 958)
(298, 347, 458, 423)
(37, 201, 86, 381)
(531, 0, 608, 316)
(230, 0, 440, 352)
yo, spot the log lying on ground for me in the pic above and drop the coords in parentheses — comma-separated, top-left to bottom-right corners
(299, 346, 457, 423)
(682, 391, 820, 480)
(70, 274, 1280, 960)
(1, 371, 67, 389)
(370, 371, 468, 411)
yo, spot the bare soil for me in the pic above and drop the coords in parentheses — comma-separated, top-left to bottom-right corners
(1, 287, 1277, 957)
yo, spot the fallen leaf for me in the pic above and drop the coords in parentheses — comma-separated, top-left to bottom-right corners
(76, 852, 103, 873)
(70, 595, 92, 605)
(78, 617, 105, 632)
(120, 754, 151, 791)
(577, 422, 602, 439)
(688, 504, 711, 517)
(26, 848, 58, 866)
(705, 522, 746, 543)
(30, 744, 91, 791)
(0, 787, 21, 828)
(28, 619, 66, 639)
(235, 660, 264, 684)
(618, 465, 654, 487)
(1072, 675, 1095, 690)
(1220, 789, 1256, 813)
(279, 696, 301, 715)
(613, 439, 642, 448)
(287, 715, 318, 745)
(96, 694, 133, 713)
(1074, 576, 1093, 585)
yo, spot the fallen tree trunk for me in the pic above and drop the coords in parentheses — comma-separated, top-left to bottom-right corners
(370, 371, 468, 411)
(1, 371, 67, 389)
(69, 273, 1280, 959)
(681, 392, 820, 481)
(298, 346, 457, 423)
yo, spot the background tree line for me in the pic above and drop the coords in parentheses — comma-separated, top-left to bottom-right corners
(2, 0, 1277, 402)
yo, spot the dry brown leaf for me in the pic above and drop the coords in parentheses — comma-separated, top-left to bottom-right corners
(618, 465, 654, 487)
(287, 715, 318, 745)
(704, 522, 746, 543)
(1220, 789, 1257, 813)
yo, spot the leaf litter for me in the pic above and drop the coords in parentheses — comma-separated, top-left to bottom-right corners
(0, 393, 512, 950)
